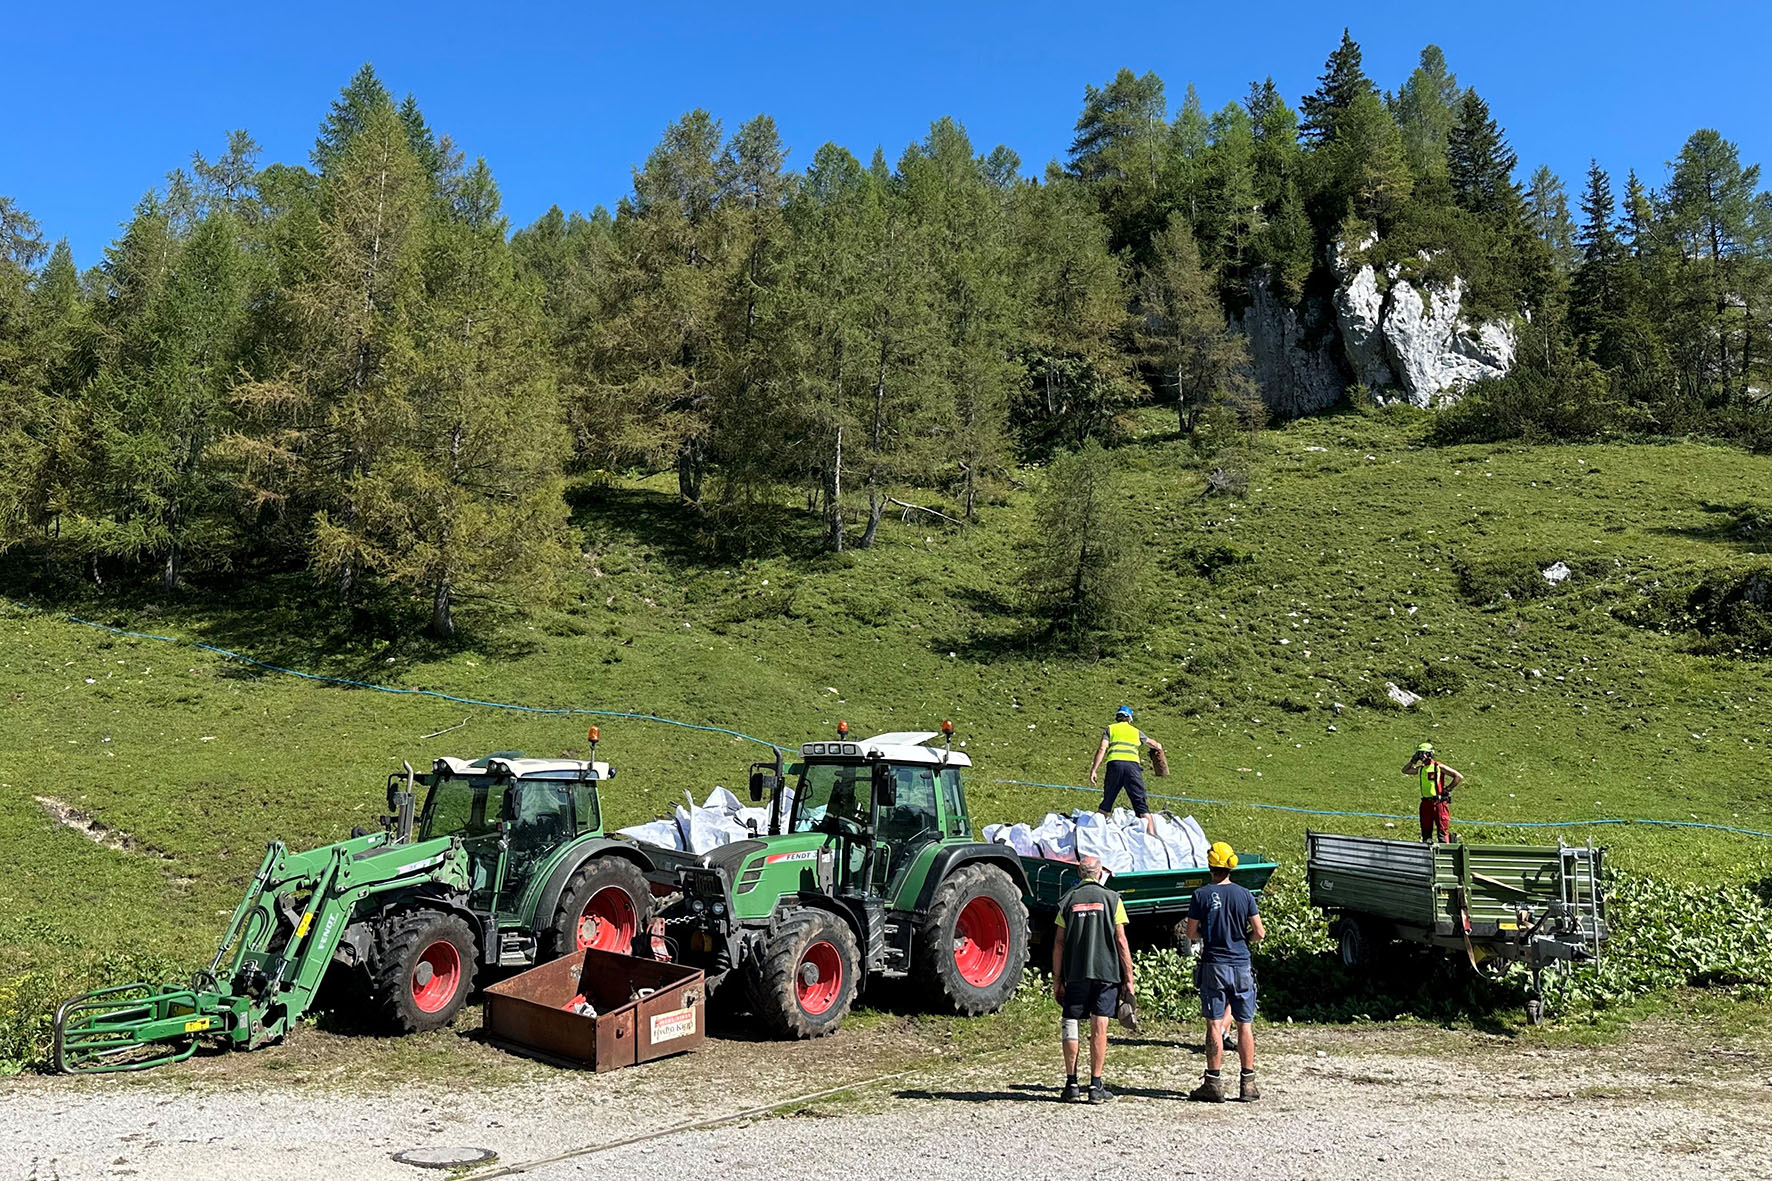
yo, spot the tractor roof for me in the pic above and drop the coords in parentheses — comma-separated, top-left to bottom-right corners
(800, 731, 972, 768)
(434, 755, 614, 780)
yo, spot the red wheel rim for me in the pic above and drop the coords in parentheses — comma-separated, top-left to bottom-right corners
(953, 895, 1011, 988)
(577, 885, 639, 951)
(411, 939, 462, 1013)
(795, 939, 844, 1016)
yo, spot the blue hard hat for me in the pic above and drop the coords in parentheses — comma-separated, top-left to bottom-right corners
(1115, 706, 1133, 721)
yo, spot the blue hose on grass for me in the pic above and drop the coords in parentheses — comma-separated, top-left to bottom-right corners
(15, 602, 1769, 839)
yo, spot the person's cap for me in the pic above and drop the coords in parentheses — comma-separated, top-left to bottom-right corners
(1415, 742, 1434, 755)
(1116, 996, 1140, 1032)
(1115, 705, 1134, 721)
(1207, 841, 1239, 869)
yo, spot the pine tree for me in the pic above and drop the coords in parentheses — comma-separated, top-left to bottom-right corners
(347, 160, 570, 636)
(1010, 171, 1137, 451)
(1136, 214, 1254, 433)
(1527, 165, 1578, 273)
(901, 118, 1020, 519)
(1299, 29, 1376, 145)
(233, 90, 426, 604)
(1019, 439, 1144, 653)
(1068, 69, 1170, 253)
(1392, 45, 1458, 179)
(312, 63, 394, 174)
(1446, 90, 1521, 218)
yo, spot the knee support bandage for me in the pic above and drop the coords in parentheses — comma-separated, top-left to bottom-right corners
(1061, 1018, 1079, 1043)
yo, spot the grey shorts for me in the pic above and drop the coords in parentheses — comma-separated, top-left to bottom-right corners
(1199, 961, 1256, 1023)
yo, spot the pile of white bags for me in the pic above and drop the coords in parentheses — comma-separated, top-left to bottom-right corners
(983, 809, 1211, 874)
(618, 785, 791, 854)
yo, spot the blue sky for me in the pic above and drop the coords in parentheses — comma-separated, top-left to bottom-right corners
(10, 1, 1768, 267)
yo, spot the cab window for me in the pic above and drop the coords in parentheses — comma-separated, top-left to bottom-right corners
(878, 765, 940, 845)
(789, 762, 870, 832)
(938, 768, 967, 836)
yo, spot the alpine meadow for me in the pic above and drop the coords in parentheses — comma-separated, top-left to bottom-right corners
(4, 28, 1772, 1086)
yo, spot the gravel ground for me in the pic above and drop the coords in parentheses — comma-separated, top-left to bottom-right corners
(7, 1023, 1770, 1181)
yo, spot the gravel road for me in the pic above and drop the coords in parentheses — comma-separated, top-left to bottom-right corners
(7, 1022, 1769, 1181)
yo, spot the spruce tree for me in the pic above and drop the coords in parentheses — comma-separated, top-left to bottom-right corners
(1446, 90, 1521, 217)
(1299, 29, 1376, 145)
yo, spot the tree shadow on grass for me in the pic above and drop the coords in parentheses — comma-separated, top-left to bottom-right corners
(1655, 501, 1772, 551)
(569, 483, 833, 569)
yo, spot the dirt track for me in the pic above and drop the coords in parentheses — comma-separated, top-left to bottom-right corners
(7, 1017, 1770, 1180)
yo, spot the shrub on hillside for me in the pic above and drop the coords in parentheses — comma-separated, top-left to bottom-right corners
(1456, 556, 1559, 605)
(1433, 361, 1630, 444)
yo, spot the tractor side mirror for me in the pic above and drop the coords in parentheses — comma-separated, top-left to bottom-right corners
(749, 771, 777, 803)
(872, 763, 897, 809)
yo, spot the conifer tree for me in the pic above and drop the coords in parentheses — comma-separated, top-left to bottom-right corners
(1068, 69, 1170, 253)
(1392, 45, 1459, 179)
(1527, 165, 1578, 273)
(1136, 214, 1254, 432)
(1020, 438, 1144, 653)
(1447, 90, 1522, 218)
(1299, 29, 1376, 145)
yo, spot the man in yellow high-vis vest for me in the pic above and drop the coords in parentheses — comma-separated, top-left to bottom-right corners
(1088, 706, 1164, 833)
(1403, 742, 1462, 843)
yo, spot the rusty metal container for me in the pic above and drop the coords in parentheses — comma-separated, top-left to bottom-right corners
(482, 949, 706, 1071)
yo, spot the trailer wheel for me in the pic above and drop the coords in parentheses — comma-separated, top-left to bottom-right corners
(371, 910, 478, 1034)
(1524, 998, 1543, 1026)
(1335, 918, 1371, 969)
(915, 865, 1029, 1015)
(548, 856, 651, 958)
(746, 909, 859, 1038)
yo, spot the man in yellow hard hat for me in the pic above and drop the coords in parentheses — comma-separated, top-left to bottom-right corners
(1088, 706, 1165, 834)
(1186, 841, 1264, 1102)
(1403, 742, 1462, 844)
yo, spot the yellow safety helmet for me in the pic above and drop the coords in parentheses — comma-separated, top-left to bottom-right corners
(1207, 841, 1239, 870)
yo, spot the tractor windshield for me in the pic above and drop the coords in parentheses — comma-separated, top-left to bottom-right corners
(421, 774, 503, 841)
(788, 761, 870, 833)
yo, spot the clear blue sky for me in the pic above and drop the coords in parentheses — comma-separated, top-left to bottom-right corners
(10, 1, 1769, 267)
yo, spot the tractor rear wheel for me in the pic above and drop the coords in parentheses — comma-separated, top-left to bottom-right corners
(548, 856, 651, 959)
(746, 909, 859, 1038)
(371, 909, 478, 1034)
(915, 864, 1029, 1015)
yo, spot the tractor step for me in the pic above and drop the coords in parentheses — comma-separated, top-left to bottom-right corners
(498, 932, 538, 967)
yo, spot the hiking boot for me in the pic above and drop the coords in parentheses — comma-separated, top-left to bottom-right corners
(1059, 1079, 1080, 1103)
(1188, 1070, 1225, 1102)
(1087, 1081, 1116, 1105)
(1239, 1069, 1260, 1101)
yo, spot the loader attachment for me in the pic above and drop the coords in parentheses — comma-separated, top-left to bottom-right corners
(52, 982, 235, 1075)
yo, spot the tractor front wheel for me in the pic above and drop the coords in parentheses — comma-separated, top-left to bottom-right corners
(371, 910, 479, 1034)
(548, 857, 652, 959)
(746, 910, 859, 1038)
(915, 864, 1029, 1015)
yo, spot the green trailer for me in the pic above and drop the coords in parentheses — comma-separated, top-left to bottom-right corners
(1020, 853, 1280, 942)
(1306, 831, 1607, 1021)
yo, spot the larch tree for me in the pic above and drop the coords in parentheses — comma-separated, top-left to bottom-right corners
(1392, 45, 1459, 179)
(1019, 438, 1144, 654)
(1136, 213, 1254, 433)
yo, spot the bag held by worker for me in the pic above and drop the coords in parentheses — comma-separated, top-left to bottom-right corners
(1151, 746, 1170, 777)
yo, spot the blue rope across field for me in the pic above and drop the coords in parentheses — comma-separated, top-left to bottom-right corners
(13, 602, 1771, 839)
(50, 611, 787, 752)
(990, 778, 1772, 841)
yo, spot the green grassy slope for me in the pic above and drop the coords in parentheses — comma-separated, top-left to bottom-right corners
(4, 410, 1771, 999)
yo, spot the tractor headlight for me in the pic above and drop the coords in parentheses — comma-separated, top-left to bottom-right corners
(690, 898, 706, 913)
(711, 902, 726, 917)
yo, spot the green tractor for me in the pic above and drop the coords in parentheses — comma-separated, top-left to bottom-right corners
(54, 736, 685, 1073)
(659, 724, 1032, 1038)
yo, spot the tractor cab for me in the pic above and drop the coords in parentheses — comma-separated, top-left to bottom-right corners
(416, 754, 614, 911)
(771, 727, 972, 898)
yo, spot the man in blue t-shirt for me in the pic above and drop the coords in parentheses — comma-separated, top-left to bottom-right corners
(1185, 841, 1265, 1102)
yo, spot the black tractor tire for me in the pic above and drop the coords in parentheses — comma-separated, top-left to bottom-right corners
(1335, 917, 1371, 969)
(546, 856, 652, 960)
(745, 909, 860, 1039)
(370, 909, 479, 1034)
(914, 864, 1029, 1016)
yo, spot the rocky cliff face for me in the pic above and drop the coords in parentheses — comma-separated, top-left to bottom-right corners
(1237, 239, 1517, 416)
(1237, 274, 1344, 418)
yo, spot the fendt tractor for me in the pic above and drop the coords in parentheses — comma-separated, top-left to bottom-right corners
(54, 733, 686, 1073)
(661, 723, 1034, 1037)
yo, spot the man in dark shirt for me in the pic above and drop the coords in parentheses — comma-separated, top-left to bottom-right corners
(1052, 854, 1135, 1104)
(1186, 841, 1265, 1102)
